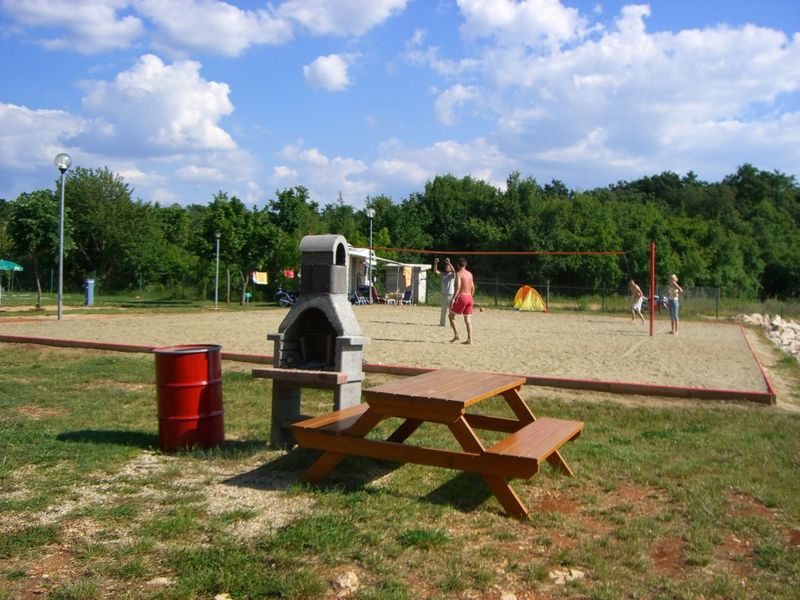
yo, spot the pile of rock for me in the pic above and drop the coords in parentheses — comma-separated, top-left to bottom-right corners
(740, 313, 800, 364)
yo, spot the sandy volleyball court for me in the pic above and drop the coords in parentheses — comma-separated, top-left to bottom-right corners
(1, 305, 769, 393)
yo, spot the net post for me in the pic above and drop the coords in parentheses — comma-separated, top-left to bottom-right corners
(649, 241, 655, 337)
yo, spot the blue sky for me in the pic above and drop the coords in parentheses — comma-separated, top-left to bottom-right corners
(1, 0, 798, 209)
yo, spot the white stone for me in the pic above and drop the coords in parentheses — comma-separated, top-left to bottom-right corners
(743, 313, 800, 363)
(549, 568, 585, 585)
(334, 571, 359, 596)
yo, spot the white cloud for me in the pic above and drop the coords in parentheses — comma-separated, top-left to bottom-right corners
(150, 187, 179, 204)
(0, 103, 85, 169)
(79, 54, 236, 154)
(136, 0, 293, 56)
(401, 29, 481, 77)
(374, 137, 514, 191)
(271, 137, 516, 204)
(1, 0, 408, 57)
(273, 165, 298, 179)
(372, 158, 429, 185)
(278, 0, 408, 36)
(303, 54, 352, 91)
(457, 0, 588, 49)
(272, 142, 374, 203)
(1, 0, 144, 53)
(116, 166, 167, 187)
(409, 3, 800, 187)
(434, 84, 480, 125)
(174, 164, 227, 182)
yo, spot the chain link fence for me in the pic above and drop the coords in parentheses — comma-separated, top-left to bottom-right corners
(424, 278, 800, 320)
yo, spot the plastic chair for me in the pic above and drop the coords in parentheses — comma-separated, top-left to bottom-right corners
(401, 289, 412, 305)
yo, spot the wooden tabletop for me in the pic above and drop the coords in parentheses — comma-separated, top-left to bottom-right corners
(363, 369, 526, 410)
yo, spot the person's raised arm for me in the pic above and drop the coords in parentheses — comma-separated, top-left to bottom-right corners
(433, 257, 440, 276)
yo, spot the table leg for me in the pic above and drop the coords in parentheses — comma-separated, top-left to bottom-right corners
(448, 416, 529, 518)
(387, 418, 423, 443)
(501, 387, 535, 425)
(302, 409, 384, 482)
(304, 451, 347, 483)
(546, 451, 574, 477)
(482, 475, 529, 518)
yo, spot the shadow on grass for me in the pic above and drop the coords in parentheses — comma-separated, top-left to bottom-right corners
(422, 471, 494, 513)
(226, 450, 490, 513)
(224, 449, 405, 493)
(55, 429, 269, 457)
(57, 429, 160, 448)
(222, 449, 320, 491)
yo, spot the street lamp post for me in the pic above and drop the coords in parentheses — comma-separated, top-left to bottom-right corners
(214, 231, 221, 309)
(366, 208, 375, 304)
(54, 153, 72, 320)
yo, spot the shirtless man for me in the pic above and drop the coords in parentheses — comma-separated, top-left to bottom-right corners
(448, 257, 475, 344)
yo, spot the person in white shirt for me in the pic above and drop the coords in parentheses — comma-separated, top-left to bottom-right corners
(628, 279, 645, 323)
(432, 257, 455, 327)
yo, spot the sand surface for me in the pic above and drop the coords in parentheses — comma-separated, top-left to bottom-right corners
(0, 305, 768, 393)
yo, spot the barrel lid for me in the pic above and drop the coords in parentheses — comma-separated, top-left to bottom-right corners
(153, 344, 222, 355)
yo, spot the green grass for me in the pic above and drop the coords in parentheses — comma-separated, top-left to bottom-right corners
(1, 345, 799, 598)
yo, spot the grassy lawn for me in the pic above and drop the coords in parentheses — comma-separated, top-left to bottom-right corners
(1, 345, 799, 599)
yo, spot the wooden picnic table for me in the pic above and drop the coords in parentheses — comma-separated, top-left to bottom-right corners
(293, 369, 584, 517)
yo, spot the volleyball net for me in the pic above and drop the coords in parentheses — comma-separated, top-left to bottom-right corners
(371, 246, 648, 309)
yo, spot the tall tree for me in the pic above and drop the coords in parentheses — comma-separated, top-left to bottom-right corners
(6, 190, 68, 307)
(62, 166, 142, 289)
(203, 192, 280, 304)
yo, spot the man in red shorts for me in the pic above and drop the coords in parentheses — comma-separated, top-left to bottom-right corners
(449, 257, 475, 344)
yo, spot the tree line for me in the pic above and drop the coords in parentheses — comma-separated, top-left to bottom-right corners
(0, 163, 797, 305)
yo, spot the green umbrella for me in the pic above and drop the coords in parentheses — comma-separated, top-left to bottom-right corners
(0, 259, 23, 304)
(0, 259, 23, 271)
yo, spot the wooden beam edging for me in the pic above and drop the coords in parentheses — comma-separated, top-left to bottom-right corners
(361, 360, 773, 404)
(0, 335, 775, 404)
(0, 334, 157, 354)
(521, 374, 774, 404)
(738, 322, 778, 404)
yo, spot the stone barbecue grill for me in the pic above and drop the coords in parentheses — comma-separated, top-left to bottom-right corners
(265, 234, 369, 447)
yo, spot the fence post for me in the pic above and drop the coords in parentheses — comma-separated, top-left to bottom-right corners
(495, 276, 499, 306)
(716, 287, 720, 320)
(602, 282, 606, 312)
(546, 280, 550, 310)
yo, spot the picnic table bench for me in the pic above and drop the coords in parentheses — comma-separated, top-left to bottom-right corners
(292, 369, 584, 518)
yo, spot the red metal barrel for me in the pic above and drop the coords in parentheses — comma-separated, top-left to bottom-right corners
(154, 344, 224, 451)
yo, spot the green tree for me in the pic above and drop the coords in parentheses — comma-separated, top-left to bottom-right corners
(320, 194, 359, 241)
(6, 190, 69, 308)
(203, 192, 280, 304)
(62, 166, 143, 290)
(0, 199, 12, 258)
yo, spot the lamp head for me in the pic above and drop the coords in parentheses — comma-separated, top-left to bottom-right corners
(366, 208, 375, 219)
(54, 153, 72, 173)
(215, 231, 221, 239)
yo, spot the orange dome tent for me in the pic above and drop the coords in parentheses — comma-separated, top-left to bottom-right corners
(513, 285, 547, 312)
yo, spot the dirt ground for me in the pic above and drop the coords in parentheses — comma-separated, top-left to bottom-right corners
(0, 304, 782, 400)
